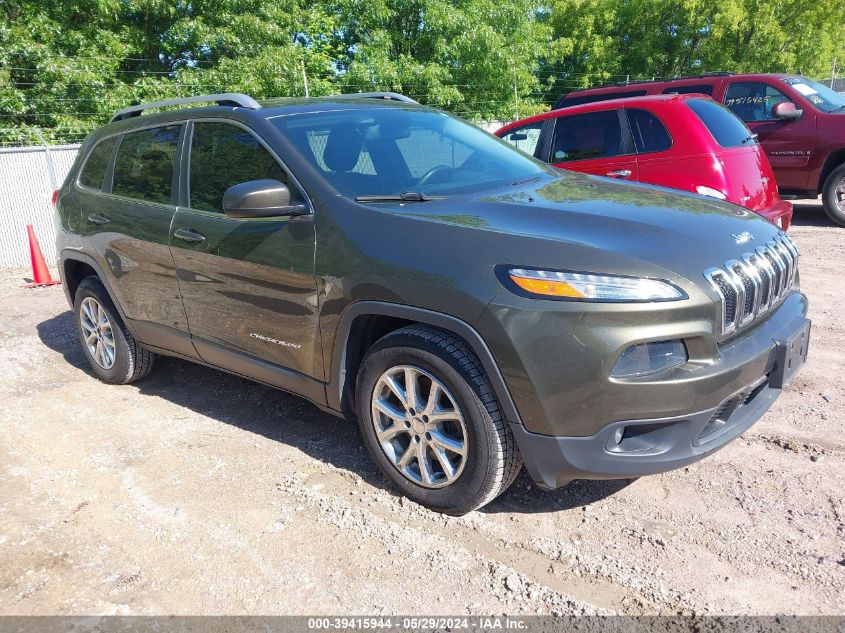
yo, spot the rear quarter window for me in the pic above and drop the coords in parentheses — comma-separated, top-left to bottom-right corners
(686, 98, 754, 148)
(627, 109, 672, 153)
(79, 137, 117, 190)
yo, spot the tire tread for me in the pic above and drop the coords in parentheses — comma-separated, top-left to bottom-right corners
(368, 324, 522, 513)
(76, 276, 156, 384)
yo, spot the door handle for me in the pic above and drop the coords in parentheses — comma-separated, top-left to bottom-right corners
(87, 213, 110, 225)
(606, 169, 632, 179)
(173, 228, 206, 244)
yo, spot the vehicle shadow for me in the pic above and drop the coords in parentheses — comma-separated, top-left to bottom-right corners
(790, 200, 839, 228)
(482, 474, 634, 514)
(37, 311, 633, 515)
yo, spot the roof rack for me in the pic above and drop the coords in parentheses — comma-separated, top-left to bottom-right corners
(110, 93, 260, 123)
(611, 79, 653, 87)
(344, 92, 419, 104)
(599, 71, 735, 90)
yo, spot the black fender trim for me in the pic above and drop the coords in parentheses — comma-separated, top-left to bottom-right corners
(59, 250, 142, 340)
(328, 301, 522, 425)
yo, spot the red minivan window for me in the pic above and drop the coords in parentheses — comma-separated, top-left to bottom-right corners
(627, 109, 672, 153)
(551, 110, 625, 162)
(685, 98, 755, 147)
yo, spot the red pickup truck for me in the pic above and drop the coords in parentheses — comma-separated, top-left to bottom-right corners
(556, 73, 845, 226)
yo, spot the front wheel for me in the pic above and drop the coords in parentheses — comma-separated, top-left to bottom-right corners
(821, 164, 845, 227)
(356, 325, 522, 515)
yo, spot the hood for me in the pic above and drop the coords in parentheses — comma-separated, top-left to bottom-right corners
(400, 172, 786, 289)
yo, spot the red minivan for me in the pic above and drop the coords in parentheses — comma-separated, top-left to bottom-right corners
(556, 74, 845, 226)
(496, 94, 793, 229)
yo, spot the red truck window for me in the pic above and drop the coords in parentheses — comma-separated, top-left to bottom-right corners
(724, 82, 790, 122)
(660, 84, 713, 96)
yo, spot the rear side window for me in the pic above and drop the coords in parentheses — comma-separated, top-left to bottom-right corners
(559, 90, 647, 108)
(499, 121, 544, 157)
(661, 84, 713, 96)
(189, 122, 293, 213)
(627, 109, 672, 153)
(551, 110, 624, 162)
(686, 98, 754, 148)
(79, 137, 116, 190)
(112, 125, 181, 204)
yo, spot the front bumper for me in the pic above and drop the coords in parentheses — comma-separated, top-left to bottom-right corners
(756, 199, 793, 231)
(511, 310, 810, 490)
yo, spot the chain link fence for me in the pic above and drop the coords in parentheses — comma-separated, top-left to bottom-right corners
(0, 142, 80, 267)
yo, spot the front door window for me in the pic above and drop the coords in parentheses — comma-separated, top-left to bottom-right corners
(724, 82, 790, 122)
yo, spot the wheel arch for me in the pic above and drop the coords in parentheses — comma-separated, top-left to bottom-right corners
(328, 301, 521, 425)
(818, 148, 845, 193)
(60, 250, 138, 338)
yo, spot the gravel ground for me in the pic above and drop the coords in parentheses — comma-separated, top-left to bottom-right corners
(1, 201, 843, 616)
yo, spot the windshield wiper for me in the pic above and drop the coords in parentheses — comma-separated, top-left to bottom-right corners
(742, 133, 759, 144)
(355, 191, 442, 203)
(509, 176, 542, 186)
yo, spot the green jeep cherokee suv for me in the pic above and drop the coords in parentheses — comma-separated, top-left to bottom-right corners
(55, 92, 810, 514)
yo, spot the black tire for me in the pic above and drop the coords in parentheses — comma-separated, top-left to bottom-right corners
(356, 325, 522, 515)
(73, 276, 156, 384)
(821, 164, 845, 227)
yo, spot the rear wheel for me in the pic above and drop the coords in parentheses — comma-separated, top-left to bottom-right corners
(356, 325, 522, 515)
(821, 164, 845, 227)
(73, 276, 156, 384)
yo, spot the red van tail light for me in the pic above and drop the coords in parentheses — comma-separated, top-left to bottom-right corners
(51, 190, 59, 206)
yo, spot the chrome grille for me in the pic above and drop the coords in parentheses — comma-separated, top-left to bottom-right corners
(704, 232, 798, 336)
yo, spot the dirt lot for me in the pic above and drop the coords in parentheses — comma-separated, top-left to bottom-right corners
(1, 201, 843, 616)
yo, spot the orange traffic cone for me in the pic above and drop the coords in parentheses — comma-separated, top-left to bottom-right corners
(22, 224, 61, 288)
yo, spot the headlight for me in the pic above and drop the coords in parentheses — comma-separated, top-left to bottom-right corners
(695, 185, 727, 200)
(504, 268, 686, 302)
(611, 340, 688, 378)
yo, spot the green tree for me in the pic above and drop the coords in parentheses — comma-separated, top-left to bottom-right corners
(0, 0, 340, 142)
(2, 0, 843, 144)
(543, 0, 845, 99)
(334, 0, 552, 119)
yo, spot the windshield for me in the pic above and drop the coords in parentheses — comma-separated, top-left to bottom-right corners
(783, 77, 845, 113)
(270, 107, 550, 199)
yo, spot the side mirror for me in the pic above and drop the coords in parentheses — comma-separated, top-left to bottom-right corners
(772, 101, 802, 121)
(222, 179, 308, 219)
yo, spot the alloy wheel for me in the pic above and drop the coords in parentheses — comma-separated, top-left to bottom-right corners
(79, 297, 116, 369)
(370, 365, 468, 488)
(836, 176, 845, 213)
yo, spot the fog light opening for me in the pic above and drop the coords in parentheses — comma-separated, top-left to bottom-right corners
(611, 340, 688, 378)
(613, 427, 624, 445)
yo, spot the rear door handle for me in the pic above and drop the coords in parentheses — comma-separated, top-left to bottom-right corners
(87, 213, 110, 225)
(606, 169, 632, 179)
(173, 228, 206, 244)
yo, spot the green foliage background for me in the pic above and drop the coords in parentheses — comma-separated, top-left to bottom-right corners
(1, 0, 843, 144)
